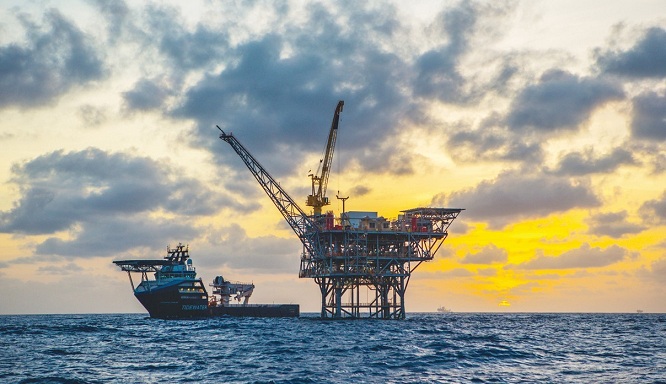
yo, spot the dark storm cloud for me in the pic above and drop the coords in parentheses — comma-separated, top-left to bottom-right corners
(550, 148, 637, 176)
(91, 0, 227, 70)
(0, 9, 105, 109)
(34, 216, 198, 257)
(142, 3, 230, 72)
(446, 68, 625, 165)
(122, 78, 172, 112)
(446, 122, 543, 163)
(585, 211, 645, 238)
(89, 1, 521, 179)
(640, 191, 666, 225)
(412, 2, 516, 104)
(433, 170, 600, 228)
(89, 0, 132, 44)
(630, 91, 666, 141)
(0, 148, 249, 241)
(514, 244, 631, 270)
(88, 1, 230, 114)
(413, 47, 467, 104)
(505, 70, 624, 133)
(597, 27, 666, 78)
(176, 2, 418, 177)
(460, 244, 508, 264)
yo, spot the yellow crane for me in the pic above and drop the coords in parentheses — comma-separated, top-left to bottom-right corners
(307, 100, 344, 216)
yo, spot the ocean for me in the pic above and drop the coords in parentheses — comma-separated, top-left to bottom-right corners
(1, 312, 664, 383)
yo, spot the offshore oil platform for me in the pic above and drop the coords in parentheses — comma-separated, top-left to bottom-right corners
(218, 101, 462, 319)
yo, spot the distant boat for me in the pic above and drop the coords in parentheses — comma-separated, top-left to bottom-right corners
(437, 306, 452, 313)
(637, 309, 644, 314)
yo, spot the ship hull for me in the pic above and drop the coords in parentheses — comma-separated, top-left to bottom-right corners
(134, 280, 299, 319)
(135, 279, 209, 319)
(210, 304, 299, 318)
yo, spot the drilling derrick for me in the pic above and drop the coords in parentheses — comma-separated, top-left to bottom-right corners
(218, 102, 463, 319)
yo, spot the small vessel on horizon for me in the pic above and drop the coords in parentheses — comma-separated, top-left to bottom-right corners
(437, 306, 452, 313)
(113, 243, 298, 319)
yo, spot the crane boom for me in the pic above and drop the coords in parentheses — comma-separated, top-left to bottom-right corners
(217, 127, 320, 257)
(307, 100, 344, 216)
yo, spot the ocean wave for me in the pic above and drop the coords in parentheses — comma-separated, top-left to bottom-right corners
(1, 313, 665, 383)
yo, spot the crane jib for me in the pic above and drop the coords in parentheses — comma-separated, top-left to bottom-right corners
(217, 127, 321, 258)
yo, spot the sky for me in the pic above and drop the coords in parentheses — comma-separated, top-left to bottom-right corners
(1, 0, 665, 314)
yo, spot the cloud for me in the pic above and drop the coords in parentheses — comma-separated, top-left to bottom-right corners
(173, 2, 421, 177)
(36, 262, 83, 275)
(0, 9, 105, 109)
(515, 243, 631, 270)
(477, 267, 497, 277)
(198, 224, 301, 274)
(412, 3, 477, 104)
(78, 104, 106, 127)
(585, 211, 645, 238)
(505, 70, 624, 133)
(630, 91, 666, 141)
(89, 0, 133, 45)
(446, 121, 543, 163)
(412, 2, 516, 104)
(349, 185, 371, 197)
(90, 0, 229, 72)
(178, 32, 396, 175)
(143, 4, 230, 72)
(122, 78, 172, 112)
(550, 147, 637, 176)
(650, 152, 666, 174)
(0, 148, 217, 234)
(460, 244, 508, 264)
(0, 148, 252, 257)
(171, 2, 522, 179)
(597, 27, 666, 78)
(34, 217, 199, 258)
(421, 268, 475, 279)
(640, 191, 666, 225)
(638, 257, 666, 284)
(433, 170, 600, 228)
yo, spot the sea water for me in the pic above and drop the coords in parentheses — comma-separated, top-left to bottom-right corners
(1, 313, 664, 383)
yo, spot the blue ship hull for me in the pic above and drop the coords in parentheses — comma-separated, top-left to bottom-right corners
(135, 279, 209, 319)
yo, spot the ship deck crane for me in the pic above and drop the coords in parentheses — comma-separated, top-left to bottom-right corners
(307, 100, 344, 216)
